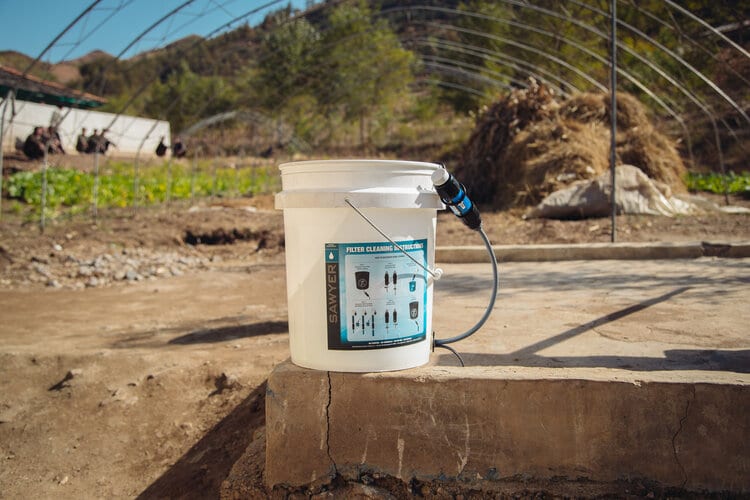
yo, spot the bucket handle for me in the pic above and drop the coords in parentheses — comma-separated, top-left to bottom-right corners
(344, 198, 443, 281)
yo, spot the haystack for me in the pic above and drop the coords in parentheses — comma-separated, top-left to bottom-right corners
(457, 81, 687, 209)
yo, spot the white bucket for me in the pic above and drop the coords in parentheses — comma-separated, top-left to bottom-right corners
(275, 159, 443, 372)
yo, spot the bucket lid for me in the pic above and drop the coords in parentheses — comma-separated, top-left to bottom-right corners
(275, 160, 444, 209)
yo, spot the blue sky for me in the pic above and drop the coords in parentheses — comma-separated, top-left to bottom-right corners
(0, 0, 306, 63)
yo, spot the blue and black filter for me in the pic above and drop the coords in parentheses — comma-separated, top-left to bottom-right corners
(431, 167, 482, 230)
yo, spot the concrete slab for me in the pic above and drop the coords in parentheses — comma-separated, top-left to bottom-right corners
(264, 258, 750, 493)
(436, 240, 750, 262)
(267, 362, 748, 492)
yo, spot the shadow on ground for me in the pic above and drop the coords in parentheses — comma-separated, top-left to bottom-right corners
(439, 349, 750, 373)
(169, 321, 288, 345)
(436, 259, 750, 305)
(110, 319, 288, 349)
(437, 286, 750, 373)
(138, 381, 267, 499)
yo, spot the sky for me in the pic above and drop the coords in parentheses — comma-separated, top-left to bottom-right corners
(0, 0, 307, 63)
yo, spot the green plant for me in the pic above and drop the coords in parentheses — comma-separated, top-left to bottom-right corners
(5, 162, 277, 219)
(685, 171, 750, 196)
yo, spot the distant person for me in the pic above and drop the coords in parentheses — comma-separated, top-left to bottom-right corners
(155, 136, 168, 157)
(259, 145, 274, 158)
(23, 126, 46, 160)
(172, 137, 186, 158)
(99, 129, 116, 154)
(86, 129, 116, 154)
(46, 126, 65, 154)
(86, 129, 101, 154)
(76, 127, 89, 153)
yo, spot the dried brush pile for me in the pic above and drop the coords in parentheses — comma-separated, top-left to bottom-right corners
(457, 80, 687, 209)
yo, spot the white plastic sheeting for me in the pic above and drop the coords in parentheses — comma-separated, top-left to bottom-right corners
(1, 99, 170, 155)
(524, 164, 747, 219)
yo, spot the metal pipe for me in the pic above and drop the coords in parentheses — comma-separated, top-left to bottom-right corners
(103, 0, 285, 132)
(610, 0, 617, 243)
(408, 33, 695, 164)
(420, 21, 607, 92)
(0, 90, 11, 221)
(95, 0, 197, 95)
(92, 152, 100, 220)
(408, 4, 726, 174)
(422, 55, 533, 91)
(421, 61, 514, 93)
(20, 0, 103, 78)
(409, 11, 720, 174)
(622, 0, 750, 89)
(413, 38, 573, 96)
(664, 0, 750, 60)
(558, 0, 749, 125)
(165, 157, 173, 206)
(40, 145, 49, 233)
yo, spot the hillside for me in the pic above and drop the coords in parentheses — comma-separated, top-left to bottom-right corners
(2, 1, 748, 173)
(0, 50, 57, 82)
(0, 49, 116, 85)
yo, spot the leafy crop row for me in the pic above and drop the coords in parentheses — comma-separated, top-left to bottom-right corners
(6, 162, 278, 217)
(684, 172, 750, 197)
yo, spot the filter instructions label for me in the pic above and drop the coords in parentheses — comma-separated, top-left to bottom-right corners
(325, 239, 428, 350)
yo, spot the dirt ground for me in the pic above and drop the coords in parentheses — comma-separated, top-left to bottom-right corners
(1, 193, 749, 498)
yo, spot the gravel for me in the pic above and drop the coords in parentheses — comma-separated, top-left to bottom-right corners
(3, 246, 211, 289)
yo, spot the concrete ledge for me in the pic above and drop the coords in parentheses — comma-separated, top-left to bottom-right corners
(265, 360, 749, 493)
(436, 240, 750, 262)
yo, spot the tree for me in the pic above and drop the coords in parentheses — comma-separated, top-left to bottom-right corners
(253, 10, 321, 111)
(315, 0, 417, 147)
(145, 61, 237, 134)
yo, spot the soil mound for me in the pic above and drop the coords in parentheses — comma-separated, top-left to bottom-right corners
(458, 80, 687, 209)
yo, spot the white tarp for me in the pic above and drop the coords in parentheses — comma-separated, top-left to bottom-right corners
(1, 99, 170, 155)
(525, 164, 748, 219)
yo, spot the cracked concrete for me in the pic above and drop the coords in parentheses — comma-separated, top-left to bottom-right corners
(267, 366, 749, 492)
(324, 371, 337, 476)
(671, 385, 696, 489)
(263, 259, 750, 493)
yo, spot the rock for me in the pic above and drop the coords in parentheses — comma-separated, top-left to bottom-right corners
(86, 277, 99, 288)
(125, 269, 139, 281)
(333, 483, 396, 499)
(102, 387, 139, 406)
(77, 265, 93, 277)
(46, 279, 62, 288)
(48, 369, 83, 391)
(211, 372, 242, 395)
(32, 263, 52, 278)
(52, 243, 63, 252)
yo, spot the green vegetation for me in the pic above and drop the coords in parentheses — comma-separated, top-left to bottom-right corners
(77, 1, 747, 167)
(6, 162, 278, 218)
(5, 1, 747, 169)
(685, 172, 750, 196)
